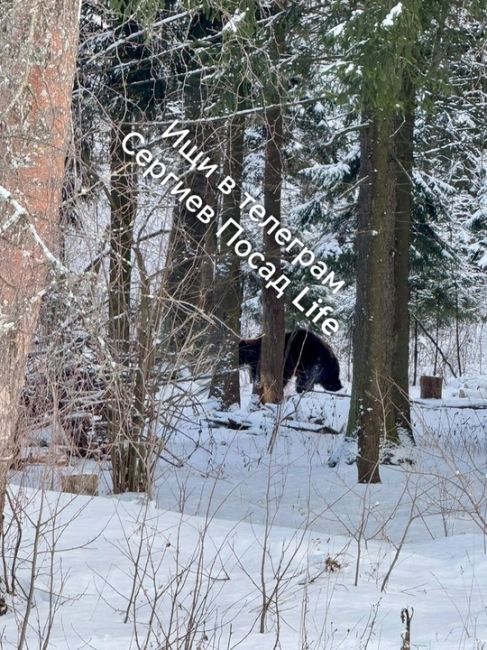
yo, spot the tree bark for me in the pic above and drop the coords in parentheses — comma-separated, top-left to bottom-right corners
(433, 301, 440, 374)
(260, 105, 285, 404)
(347, 112, 397, 483)
(165, 15, 219, 359)
(0, 1, 81, 514)
(413, 317, 418, 386)
(455, 291, 462, 377)
(108, 121, 140, 493)
(391, 87, 415, 443)
(109, 122, 136, 360)
(165, 126, 217, 358)
(209, 113, 245, 407)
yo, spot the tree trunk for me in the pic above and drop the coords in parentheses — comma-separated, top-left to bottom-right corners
(209, 113, 245, 407)
(199, 159, 220, 358)
(259, 105, 285, 404)
(433, 301, 440, 374)
(108, 122, 140, 493)
(413, 317, 418, 386)
(165, 127, 217, 359)
(420, 375, 443, 399)
(109, 122, 136, 360)
(347, 112, 397, 484)
(0, 1, 81, 516)
(391, 88, 415, 443)
(165, 15, 218, 360)
(455, 291, 462, 377)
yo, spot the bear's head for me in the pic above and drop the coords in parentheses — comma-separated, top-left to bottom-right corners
(323, 377, 343, 392)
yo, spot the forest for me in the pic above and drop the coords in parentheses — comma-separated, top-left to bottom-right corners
(0, 0, 486, 647)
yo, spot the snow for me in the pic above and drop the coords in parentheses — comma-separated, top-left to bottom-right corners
(222, 9, 248, 33)
(381, 3, 403, 28)
(447, 375, 487, 399)
(3, 378, 487, 648)
(329, 22, 346, 38)
(0, 183, 28, 235)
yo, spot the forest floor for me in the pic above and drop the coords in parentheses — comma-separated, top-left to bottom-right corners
(3, 375, 487, 649)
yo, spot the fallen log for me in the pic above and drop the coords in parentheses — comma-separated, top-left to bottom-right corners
(206, 412, 342, 435)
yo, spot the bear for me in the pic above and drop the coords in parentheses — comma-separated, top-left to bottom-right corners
(239, 328, 343, 394)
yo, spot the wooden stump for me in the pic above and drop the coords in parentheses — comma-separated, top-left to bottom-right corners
(420, 375, 443, 399)
(61, 474, 99, 496)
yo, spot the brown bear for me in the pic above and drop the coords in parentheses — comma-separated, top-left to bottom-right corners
(239, 328, 342, 394)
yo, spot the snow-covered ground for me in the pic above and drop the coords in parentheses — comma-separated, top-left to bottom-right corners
(3, 377, 487, 649)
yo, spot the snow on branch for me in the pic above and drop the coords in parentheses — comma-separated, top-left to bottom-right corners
(0, 184, 69, 274)
(381, 3, 403, 28)
(0, 184, 28, 236)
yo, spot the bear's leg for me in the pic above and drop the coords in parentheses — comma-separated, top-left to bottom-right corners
(296, 362, 322, 394)
(254, 358, 262, 387)
(295, 372, 314, 394)
(282, 358, 296, 391)
(248, 360, 258, 383)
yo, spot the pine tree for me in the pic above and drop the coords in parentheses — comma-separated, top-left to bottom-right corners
(336, 0, 437, 480)
(0, 0, 81, 605)
(73, 0, 174, 491)
(209, 111, 246, 407)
